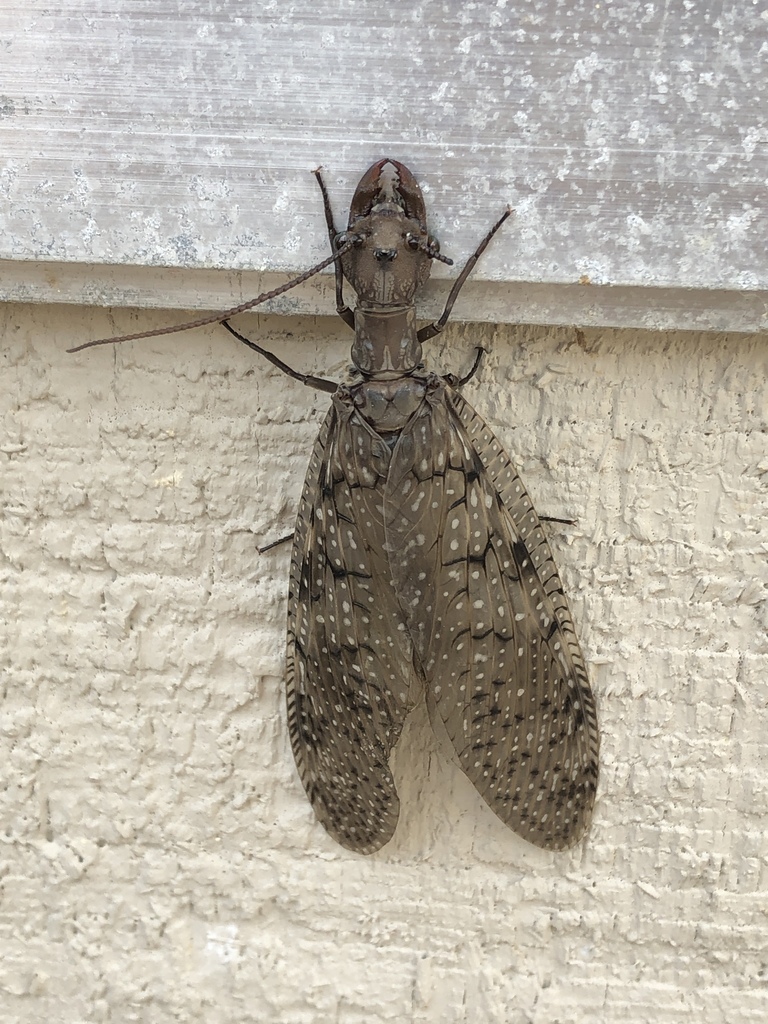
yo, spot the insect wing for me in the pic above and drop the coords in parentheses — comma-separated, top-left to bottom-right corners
(286, 401, 413, 853)
(384, 384, 599, 849)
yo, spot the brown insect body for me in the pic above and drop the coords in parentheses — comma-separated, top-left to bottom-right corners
(284, 160, 599, 853)
(70, 159, 600, 855)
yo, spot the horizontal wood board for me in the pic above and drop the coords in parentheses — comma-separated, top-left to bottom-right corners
(1, 0, 765, 328)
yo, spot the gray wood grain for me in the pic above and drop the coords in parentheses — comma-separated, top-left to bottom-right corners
(1, 0, 765, 328)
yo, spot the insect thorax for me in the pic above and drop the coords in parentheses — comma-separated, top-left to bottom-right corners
(344, 369, 430, 436)
(351, 305, 423, 377)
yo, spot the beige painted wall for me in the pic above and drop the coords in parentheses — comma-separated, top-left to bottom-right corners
(1, 303, 767, 1023)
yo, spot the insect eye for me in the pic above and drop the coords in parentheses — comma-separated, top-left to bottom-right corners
(405, 233, 420, 251)
(336, 231, 364, 249)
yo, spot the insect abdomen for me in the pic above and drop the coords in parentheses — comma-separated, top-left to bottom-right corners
(287, 376, 599, 852)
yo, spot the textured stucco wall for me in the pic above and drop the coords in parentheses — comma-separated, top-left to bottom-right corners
(1, 303, 767, 1023)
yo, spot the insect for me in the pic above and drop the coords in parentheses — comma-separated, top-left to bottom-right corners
(70, 160, 600, 854)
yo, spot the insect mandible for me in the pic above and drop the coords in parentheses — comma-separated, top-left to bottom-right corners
(70, 159, 600, 854)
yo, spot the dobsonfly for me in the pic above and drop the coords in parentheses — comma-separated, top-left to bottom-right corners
(70, 159, 600, 854)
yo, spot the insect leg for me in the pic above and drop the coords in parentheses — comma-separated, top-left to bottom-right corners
(313, 168, 355, 331)
(221, 320, 337, 394)
(451, 346, 485, 387)
(445, 349, 577, 524)
(257, 532, 294, 554)
(417, 209, 512, 343)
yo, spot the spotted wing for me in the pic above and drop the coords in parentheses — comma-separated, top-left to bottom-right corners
(384, 383, 599, 849)
(286, 400, 414, 854)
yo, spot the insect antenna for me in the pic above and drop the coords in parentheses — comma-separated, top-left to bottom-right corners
(418, 242, 453, 266)
(67, 238, 359, 353)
